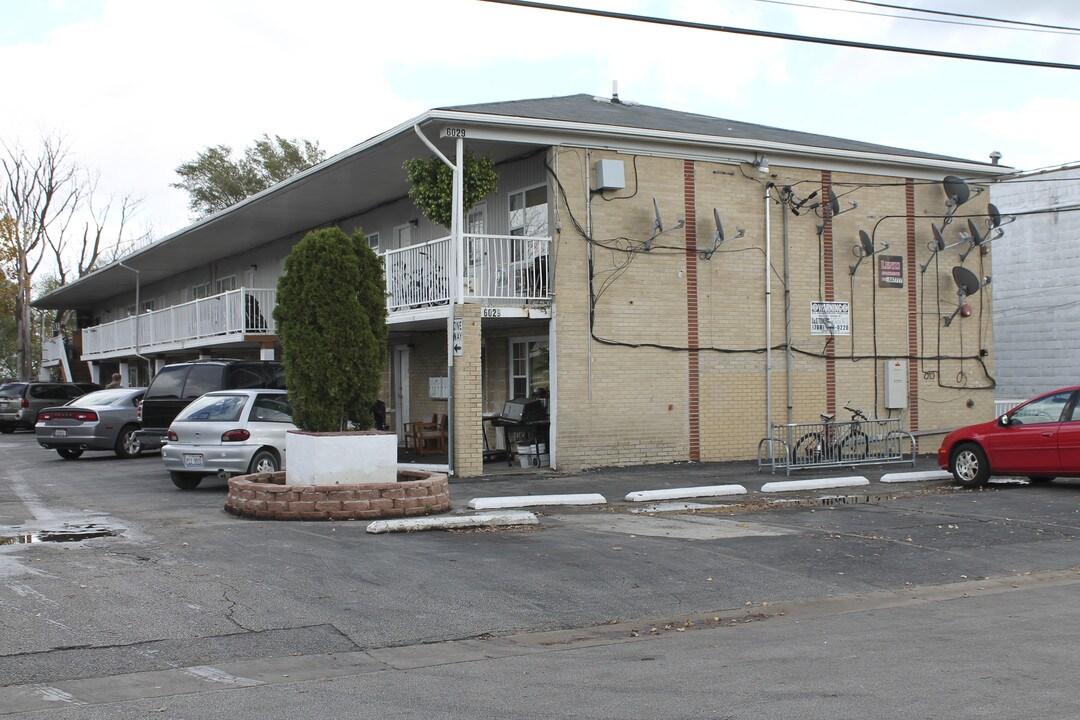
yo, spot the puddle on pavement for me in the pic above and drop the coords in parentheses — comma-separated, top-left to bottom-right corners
(0, 524, 120, 545)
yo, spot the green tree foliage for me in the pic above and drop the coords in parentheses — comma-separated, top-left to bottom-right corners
(403, 151, 498, 229)
(273, 227, 387, 432)
(173, 134, 326, 219)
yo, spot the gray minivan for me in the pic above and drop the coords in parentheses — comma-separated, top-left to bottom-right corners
(0, 382, 93, 433)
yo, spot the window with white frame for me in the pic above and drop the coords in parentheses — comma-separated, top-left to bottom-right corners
(510, 338, 549, 399)
(216, 275, 237, 294)
(467, 205, 486, 234)
(509, 185, 548, 237)
(367, 231, 380, 251)
(192, 282, 212, 299)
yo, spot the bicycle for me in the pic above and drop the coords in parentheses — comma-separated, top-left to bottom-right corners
(792, 404, 870, 465)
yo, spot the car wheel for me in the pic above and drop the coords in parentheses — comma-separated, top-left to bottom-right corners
(1028, 475, 1056, 483)
(950, 443, 991, 488)
(0, 425, 14, 434)
(169, 471, 204, 490)
(114, 424, 142, 458)
(248, 449, 280, 475)
(57, 448, 84, 460)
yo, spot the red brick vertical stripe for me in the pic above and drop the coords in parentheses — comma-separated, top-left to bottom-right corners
(905, 178, 920, 432)
(684, 159, 701, 462)
(821, 171, 836, 416)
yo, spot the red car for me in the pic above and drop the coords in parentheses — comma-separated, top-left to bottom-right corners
(938, 386, 1080, 487)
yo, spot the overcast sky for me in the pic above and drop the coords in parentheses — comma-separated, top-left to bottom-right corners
(2, 0, 1077, 243)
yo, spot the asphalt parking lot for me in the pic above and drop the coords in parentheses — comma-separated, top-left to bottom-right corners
(5, 429, 1080, 718)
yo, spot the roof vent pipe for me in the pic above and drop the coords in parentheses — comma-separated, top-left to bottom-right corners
(611, 80, 621, 104)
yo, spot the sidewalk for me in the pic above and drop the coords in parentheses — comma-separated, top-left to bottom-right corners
(446, 454, 953, 513)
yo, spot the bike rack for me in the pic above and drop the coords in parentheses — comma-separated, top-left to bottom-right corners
(758, 417, 917, 475)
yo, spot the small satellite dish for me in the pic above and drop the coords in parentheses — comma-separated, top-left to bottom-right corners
(967, 219, 984, 246)
(953, 265, 982, 298)
(859, 230, 875, 257)
(850, 229, 889, 275)
(988, 203, 1002, 229)
(698, 208, 745, 260)
(943, 176, 971, 207)
(943, 265, 983, 326)
(932, 224, 946, 251)
(652, 197, 664, 236)
(829, 189, 841, 216)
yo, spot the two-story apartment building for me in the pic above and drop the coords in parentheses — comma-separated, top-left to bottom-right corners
(33, 93, 1009, 476)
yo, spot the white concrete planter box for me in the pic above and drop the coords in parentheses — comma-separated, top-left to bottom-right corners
(285, 430, 398, 486)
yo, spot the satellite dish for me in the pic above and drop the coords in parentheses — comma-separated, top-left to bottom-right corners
(943, 265, 982, 326)
(988, 203, 1002, 228)
(698, 209, 745, 260)
(943, 176, 971, 207)
(859, 230, 875, 257)
(967, 219, 984, 246)
(652, 197, 664, 235)
(953, 266, 982, 297)
(932, 224, 946, 251)
(849, 229, 889, 275)
(829, 189, 841, 216)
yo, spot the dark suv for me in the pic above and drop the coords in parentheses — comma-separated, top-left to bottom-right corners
(136, 360, 285, 450)
(0, 382, 93, 433)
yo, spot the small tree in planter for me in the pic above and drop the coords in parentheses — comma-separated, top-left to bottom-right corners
(274, 227, 392, 484)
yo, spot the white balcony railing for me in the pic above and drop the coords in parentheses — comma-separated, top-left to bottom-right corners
(81, 235, 553, 358)
(82, 288, 276, 359)
(385, 234, 551, 311)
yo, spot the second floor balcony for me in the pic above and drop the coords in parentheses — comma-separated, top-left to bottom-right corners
(80, 234, 553, 361)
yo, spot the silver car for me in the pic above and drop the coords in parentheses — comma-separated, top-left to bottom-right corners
(35, 388, 147, 459)
(161, 390, 295, 490)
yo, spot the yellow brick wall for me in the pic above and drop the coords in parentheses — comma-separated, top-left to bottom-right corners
(546, 147, 993, 471)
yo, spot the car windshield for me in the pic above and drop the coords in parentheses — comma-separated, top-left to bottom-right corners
(69, 389, 135, 406)
(0, 382, 26, 398)
(175, 394, 248, 423)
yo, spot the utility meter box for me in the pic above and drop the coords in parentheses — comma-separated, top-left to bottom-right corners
(883, 360, 907, 409)
(595, 159, 625, 191)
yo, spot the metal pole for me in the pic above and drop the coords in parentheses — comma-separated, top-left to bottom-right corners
(764, 184, 773, 453)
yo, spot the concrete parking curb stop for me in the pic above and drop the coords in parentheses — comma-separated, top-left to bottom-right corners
(760, 476, 870, 493)
(879, 470, 953, 483)
(366, 510, 538, 534)
(467, 493, 607, 510)
(624, 485, 747, 502)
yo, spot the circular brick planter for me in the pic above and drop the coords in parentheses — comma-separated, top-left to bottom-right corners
(224, 469, 451, 521)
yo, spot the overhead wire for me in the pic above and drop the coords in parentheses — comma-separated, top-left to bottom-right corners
(478, 0, 1080, 70)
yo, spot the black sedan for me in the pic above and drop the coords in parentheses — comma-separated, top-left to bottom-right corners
(36, 388, 147, 459)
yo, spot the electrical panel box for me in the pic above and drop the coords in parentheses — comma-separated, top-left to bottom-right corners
(595, 159, 626, 191)
(428, 376, 448, 400)
(883, 360, 907, 409)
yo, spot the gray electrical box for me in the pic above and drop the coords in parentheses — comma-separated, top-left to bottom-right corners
(883, 360, 907, 409)
(595, 159, 625, 190)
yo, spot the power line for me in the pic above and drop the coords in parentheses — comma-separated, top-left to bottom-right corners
(845, 0, 1080, 33)
(753, 0, 1080, 36)
(478, 0, 1080, 70)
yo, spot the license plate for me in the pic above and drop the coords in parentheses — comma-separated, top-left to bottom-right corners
(53, 429, 67, 438)
(183, 453, 205, 468)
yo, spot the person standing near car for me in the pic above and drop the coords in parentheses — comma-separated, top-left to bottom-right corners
(105, 373, 123, 389)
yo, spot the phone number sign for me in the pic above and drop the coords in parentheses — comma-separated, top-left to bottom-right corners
(810, 301, 850, 336)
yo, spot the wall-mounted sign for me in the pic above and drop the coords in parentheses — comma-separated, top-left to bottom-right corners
(878, 255, 904, 288)
(452, 317, 464, 357)
(810, 301, 850, 336)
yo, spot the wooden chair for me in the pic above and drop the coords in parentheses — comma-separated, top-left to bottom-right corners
(403, 413, 436, 451)
(413, 414, 447, 456)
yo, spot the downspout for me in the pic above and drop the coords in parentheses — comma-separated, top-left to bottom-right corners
(118, 261, 152, 381)
(764, 183, 774, 455)
(782, 197, 793, 425)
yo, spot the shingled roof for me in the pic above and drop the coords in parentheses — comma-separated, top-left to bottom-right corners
(442, 93, 984, 166)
